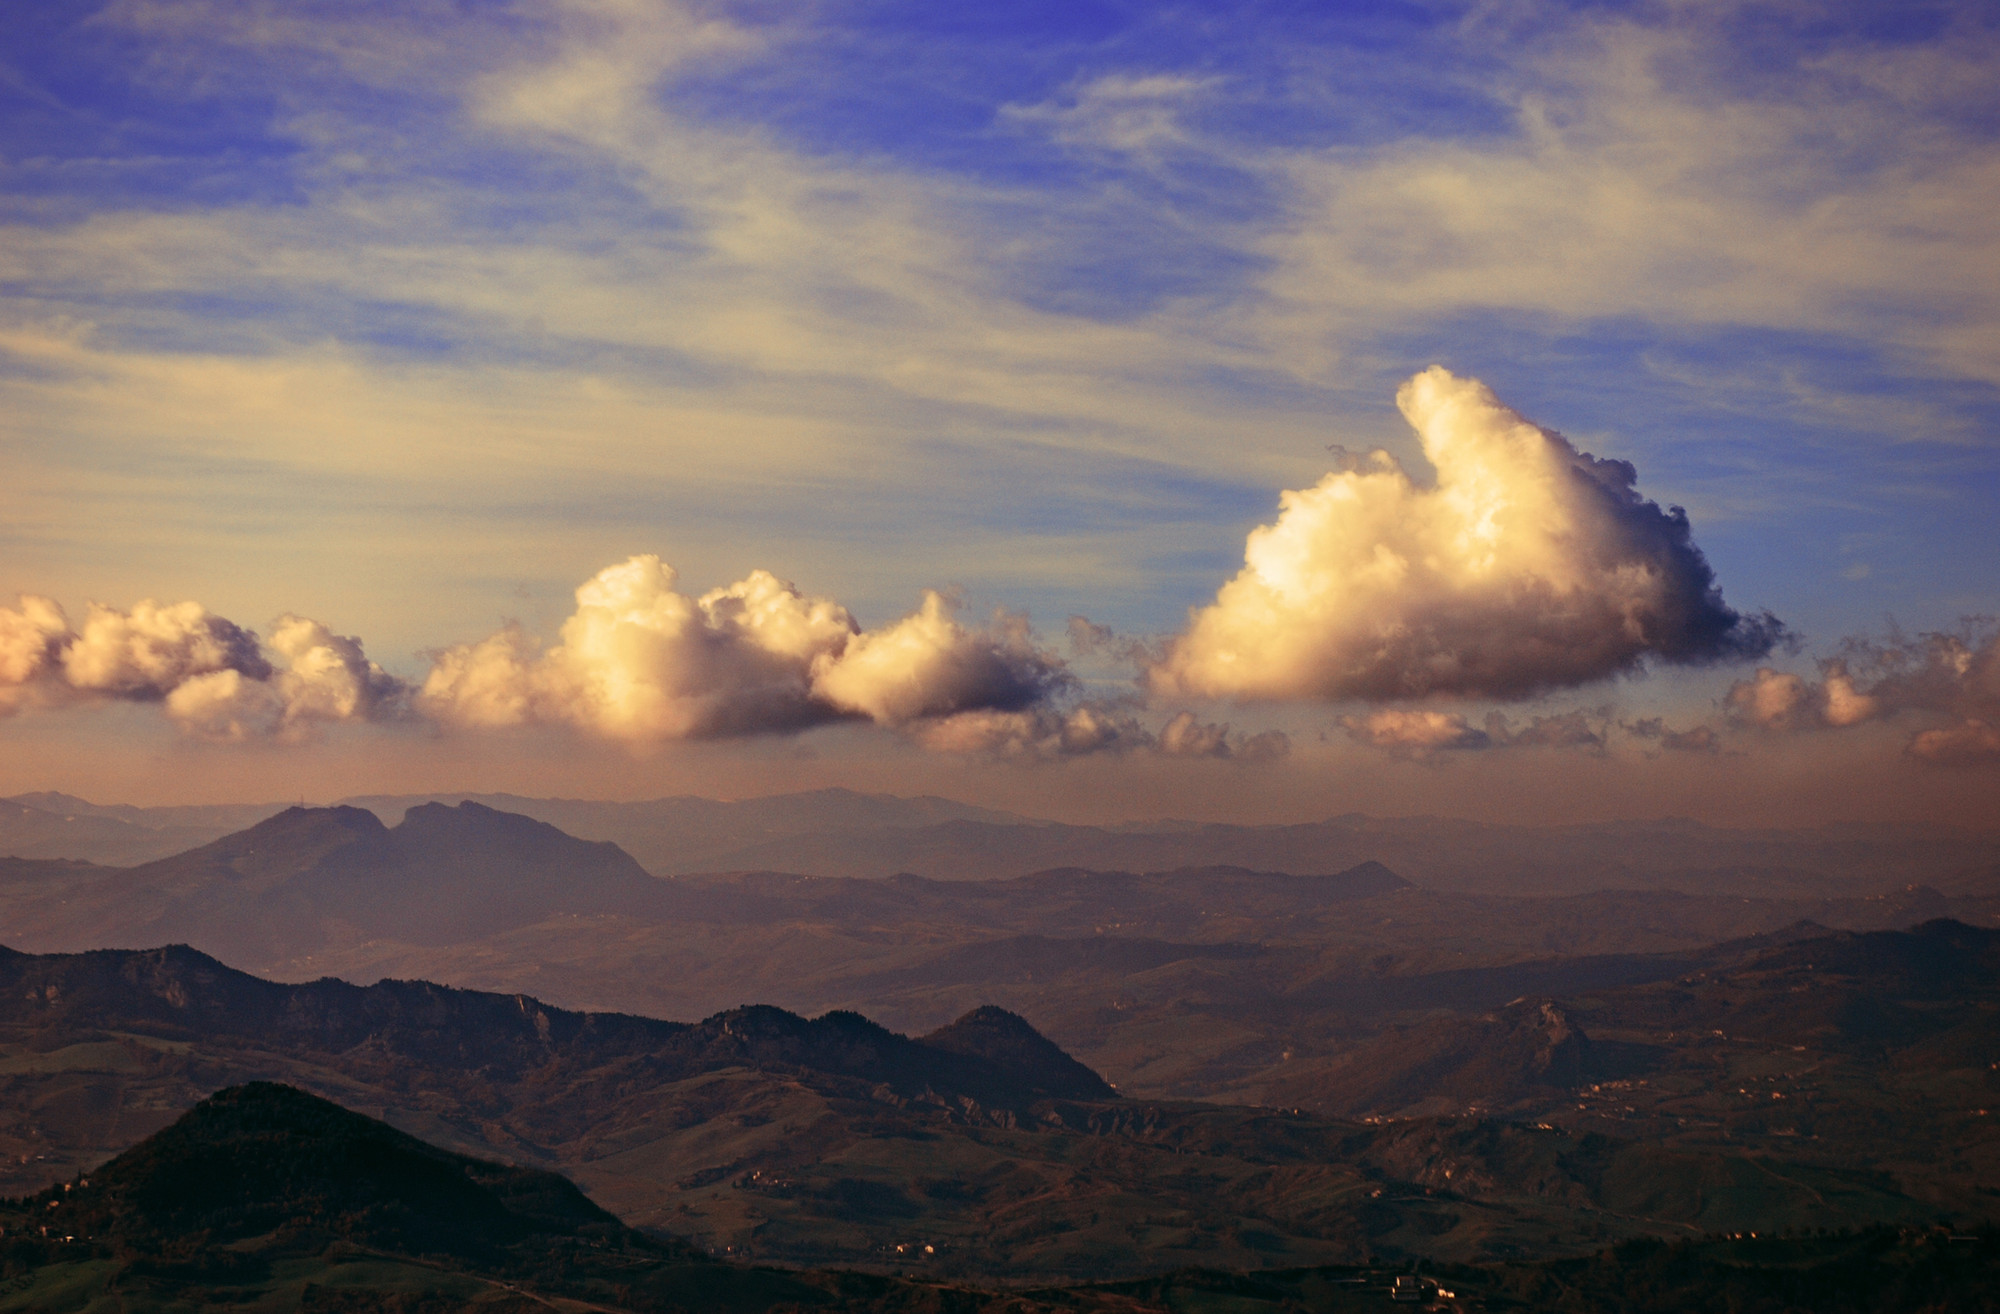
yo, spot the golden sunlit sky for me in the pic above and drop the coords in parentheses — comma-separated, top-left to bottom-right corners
(2, 0, 1996, 825)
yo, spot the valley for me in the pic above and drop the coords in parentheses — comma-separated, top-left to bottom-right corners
(0, 793, 1995, 1304)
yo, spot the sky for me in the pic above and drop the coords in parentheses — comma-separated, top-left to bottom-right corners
(1, 0, 1996, 826)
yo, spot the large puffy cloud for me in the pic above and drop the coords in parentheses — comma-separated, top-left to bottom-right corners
(167, 616, 413, 742)
(1152, 368, 1781, 703)
(1726, 622, 2000, 767)
(58, 599, 270, 698)
(0, 594, 407, 739)
(420, 555, 1071, 742)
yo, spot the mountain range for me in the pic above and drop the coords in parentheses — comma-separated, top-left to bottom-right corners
(0, 918, 1994, 1280)
(10, 1081, 1991, 1313)
(9, 787, 1999, 896)
(1, 796, 1997, 1291)
(4, 799, 1998, 1115)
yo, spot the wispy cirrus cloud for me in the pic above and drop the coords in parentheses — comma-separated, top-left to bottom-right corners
(1, 0, 1996, 808)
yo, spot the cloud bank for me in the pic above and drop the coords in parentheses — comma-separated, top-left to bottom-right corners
(1727, 622, 2000, 767)
(0, 596, 407, 740)
(1152, 368, 1781, 703)
(918, 703, 1289, 762)
(419, 555, 1071, 744)
(1338, 707, 1611, 760)
(0, 560, 1296, 763)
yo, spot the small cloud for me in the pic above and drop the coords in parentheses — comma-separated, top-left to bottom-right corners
(1726, 620, 1996, 725)
(1339, 708, 1492, 758)
(1486, 709, 1607, 752)
(1001, 72, 1218, 154)
(1065, 615, 1160, 668)
(917, 702, 1288, 764)
(1723, 620, 2000, 768)
(1624, 717, 1721, 753)
(1907, 719, 2000, 768)
(1156, 710, 1291, 761)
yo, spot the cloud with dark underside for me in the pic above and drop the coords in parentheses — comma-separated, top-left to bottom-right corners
(0, 595, 408, 741)
(1151, 367, 1782, 703)
(0, 561, 1295, 761)
(920, 703, 1290, 762)
(1339, 709, 1493, 757)
(420, 555, 1074, 745)
(1338, 706, 1614, 760)
(1726, 620, 2000, 767)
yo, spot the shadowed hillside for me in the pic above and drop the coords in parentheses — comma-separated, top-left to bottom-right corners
(0, 1083, 1080, 1312)
(0, 936, 1989, 1280)
(8, 1083, 1992, 1312)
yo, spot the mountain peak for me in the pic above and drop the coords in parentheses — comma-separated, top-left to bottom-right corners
(140, 805, 389, 884)
(921, 1006, 1115, 1100)
(24, 1081, 640, 1263)
(218, 805, 389, 857)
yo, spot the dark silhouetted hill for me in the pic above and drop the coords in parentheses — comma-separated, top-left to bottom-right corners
(918, 1004, 1116, 1099)
(0, 1083, 1061, 1312)
(31, 1081, 632, 1260)
(0, 943, 1111, 1112)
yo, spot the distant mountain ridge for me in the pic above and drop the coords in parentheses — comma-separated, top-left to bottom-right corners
(0, 941, 1114, 1107)
(6, 792, 288, 832)
(0, 801, 669, 960)
(10, 787, 1997, 896)
(0, 797, 243, 866)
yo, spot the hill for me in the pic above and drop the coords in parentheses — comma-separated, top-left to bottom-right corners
(13, 790, 2000, 898)
(0, 1082, 1071, 1312)
(2, 800, 1994, 1113)
(0, 801, 674, 961)
(9, 1084, 1991, 1313)
(0, 797, 233, 867)
(0, 937, 1989, 1280)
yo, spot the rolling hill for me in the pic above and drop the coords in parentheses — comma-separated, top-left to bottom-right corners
(0, 934, 1990, 1280)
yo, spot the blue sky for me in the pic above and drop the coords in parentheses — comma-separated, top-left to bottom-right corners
(1, 0, 1996, 820)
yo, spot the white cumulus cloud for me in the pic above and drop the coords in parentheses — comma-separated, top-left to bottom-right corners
(59, 599, 271, 698)
(168, 615, 413, 742)
(812, 592, 1062, 726)
(0, 593, 407, 740)
(420, 555, 1070, 742)
(1152, 367, 1781, 703)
